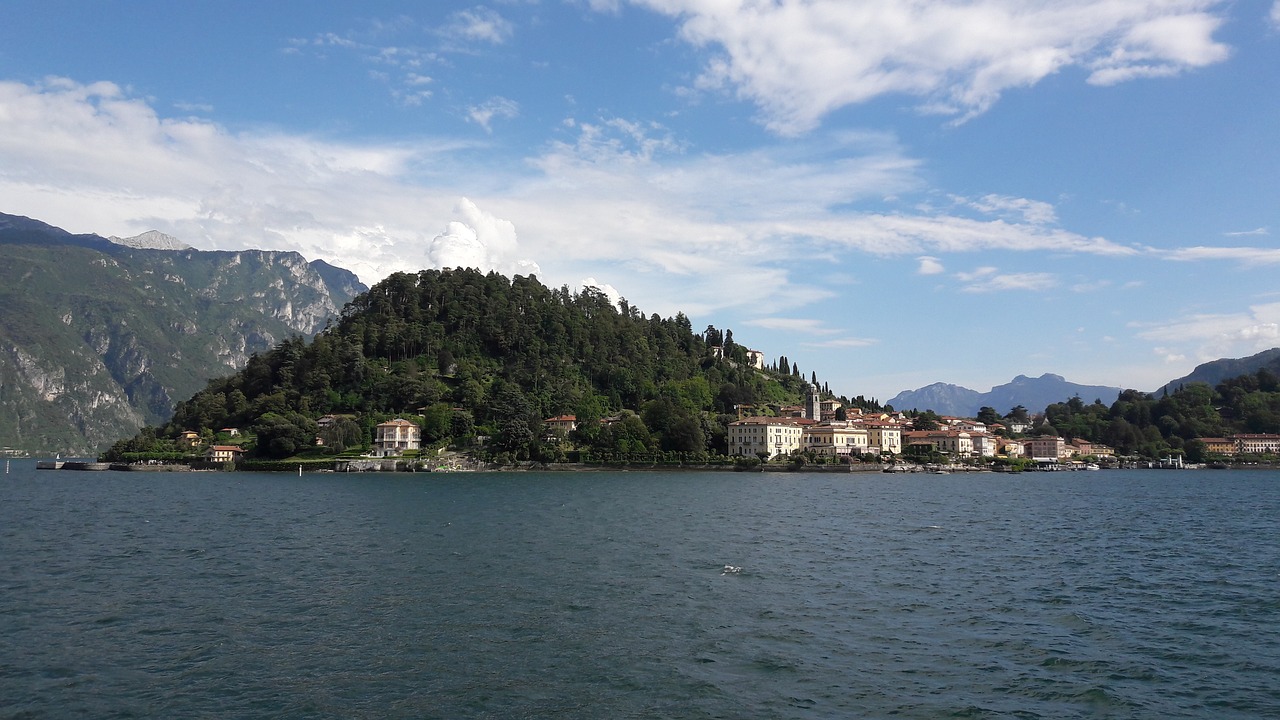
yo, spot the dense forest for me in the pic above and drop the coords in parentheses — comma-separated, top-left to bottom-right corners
(1032, 369, 1280, 460)
(103, 268, 879, 463)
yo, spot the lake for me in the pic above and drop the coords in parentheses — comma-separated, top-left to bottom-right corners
(2, 464, 1278, 718)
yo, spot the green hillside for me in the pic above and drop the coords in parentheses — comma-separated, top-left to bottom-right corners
(109, 268, 839, 463)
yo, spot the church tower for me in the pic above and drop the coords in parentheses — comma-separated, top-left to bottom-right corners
(805, 384, 821, 421)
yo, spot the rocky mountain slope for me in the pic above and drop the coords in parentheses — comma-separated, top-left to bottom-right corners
(888, 373, 1123, 417)
(0, 212, 365, 455)
(108, 230, 191, 250)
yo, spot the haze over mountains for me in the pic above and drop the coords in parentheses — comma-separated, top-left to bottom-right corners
(887, 374, 1125, 418)
(0, 212, 364, 455)
(888, 350, 1280, 418)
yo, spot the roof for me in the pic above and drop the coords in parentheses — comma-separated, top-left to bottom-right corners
(545, 415, 577, 422)
(376, 418, 417, 427)
(729, 416, 814, 427)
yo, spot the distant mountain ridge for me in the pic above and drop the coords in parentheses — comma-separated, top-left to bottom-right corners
(1157, 348, 1280, 395)
(888, 373, 1123, 417)
(0, 212, 366, 455)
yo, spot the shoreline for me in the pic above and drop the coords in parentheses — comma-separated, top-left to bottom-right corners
(31, 458, 1280, 473)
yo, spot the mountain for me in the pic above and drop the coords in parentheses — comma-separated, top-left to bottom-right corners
(108, 230, 191, 250)
(0, 212, 366, 456)
(888, 373, 1123, 417)
(1157, 348, 1280, 395)
(883, 382, 982, 417)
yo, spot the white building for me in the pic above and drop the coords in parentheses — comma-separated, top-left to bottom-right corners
(1235, 434, 1280, 455)
(969, 433, 999, 458)
(728, 417, 811, 458)
(802, 422, 869, 457)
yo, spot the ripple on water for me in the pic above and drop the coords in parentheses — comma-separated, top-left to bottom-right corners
(2, 469, 1280, 718)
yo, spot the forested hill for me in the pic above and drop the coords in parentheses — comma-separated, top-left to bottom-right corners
(130, 268, 829, 461)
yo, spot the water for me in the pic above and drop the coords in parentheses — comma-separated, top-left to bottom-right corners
(2, 465, 1278, 718)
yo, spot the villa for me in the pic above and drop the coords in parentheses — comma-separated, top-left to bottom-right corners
(373, 418, 422, 457)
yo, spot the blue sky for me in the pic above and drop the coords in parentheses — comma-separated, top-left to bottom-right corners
(2, 1, 1278, 404)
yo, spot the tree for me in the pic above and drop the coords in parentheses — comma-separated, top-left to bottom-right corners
(1005, 405, 1030, 424)
(318, 417, 362, 452)
(450, 409, 475, 439)
(976, 406, 1000, 426)
(911, 410, 940, 431)
(437, 349, 456, 375)
(421, 403, 454, 444)
(252, 412, 316, 459)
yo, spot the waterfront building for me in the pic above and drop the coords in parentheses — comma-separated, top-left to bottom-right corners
(903, 430, 974, 457)
(1233, 434, 1280, 455)
(205, 445, 244, 463)
(1025, 436, 1066, 461)
(727, 416, 812, 458)
(862, 421, 903, 455)
(802, 422, 869, 457)
(1199, 437, 1235, 456)
(998, 439, 1024, 458)
(969, 432, 998, 458)
(373, 418, 422, 457)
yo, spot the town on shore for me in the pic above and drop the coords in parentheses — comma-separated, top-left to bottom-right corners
(40, 384, 1277, 474)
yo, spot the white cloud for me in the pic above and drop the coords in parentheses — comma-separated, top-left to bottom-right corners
(957, 270, 1058, 293)
(1166, 246, 1280, 264)
(0, 77, 479, 283)
(955, 266, 998, 282)
(580, 277, 623, 307)
(802, 337, 879, 349)
(745, 318, 841, 335)
(445, 7, 515, 44)
(1071, 279, 1113, 293)
(426, 198, 541, 277)
(809, 213, 1136, 257)
(174, 101, 214, 114)
(586, 0, 624, 13)
(1136, 301, 1280, 363)
(0, 78, 1147, 321)
(916, 256, 945, 275)
(625, 0, 1232, 133)
(964, 194, 1057, 225)
(1273, 1, 1280, 28)
(1223, 227, 1269, 237)
(467, 96, 520, 132)
(1087, 12, 1229, 85)
(1145, 312, 1280, 346)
